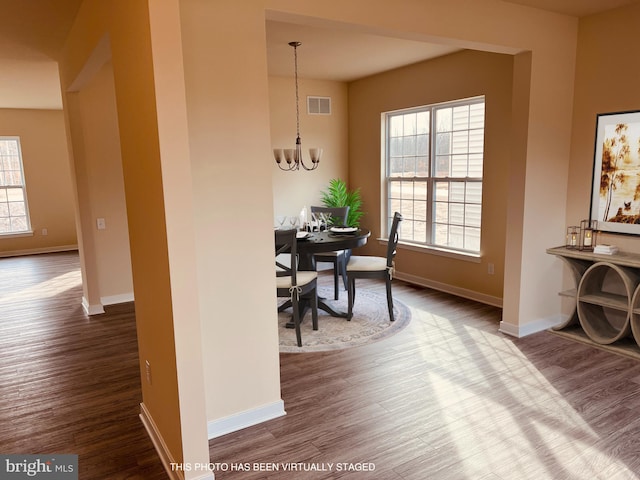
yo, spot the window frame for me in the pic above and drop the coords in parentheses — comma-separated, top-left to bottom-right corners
(0, 136, 32, 236)
(382, 96, 485, 257)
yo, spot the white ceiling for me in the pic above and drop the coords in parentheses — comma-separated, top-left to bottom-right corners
(0, 0, 637, 109)
(265, 21, 462, 82)
(0, 0, 81, 109)
(501, 0, 638, 17)
(265, 0, 640, 82)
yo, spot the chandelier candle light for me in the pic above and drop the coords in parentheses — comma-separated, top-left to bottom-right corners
(273, 41, 322, 171)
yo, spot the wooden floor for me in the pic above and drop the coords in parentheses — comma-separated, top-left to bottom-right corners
(3, 252, 640, 480)
(0, 252, 167, 479)
(210, 277, 640, 479)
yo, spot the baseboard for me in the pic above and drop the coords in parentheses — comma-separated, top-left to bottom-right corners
(499, 314, 564, 338)
(140, 403, 218, 480)
(140, 403, 181, 480)
(207, 400, 286, 439)
(81, 293, 134, 316)
(101, 292, 134, 305)
(394, 271, 503, 308)
(0, 245, 78, 258)
(81, 296, 104, 315)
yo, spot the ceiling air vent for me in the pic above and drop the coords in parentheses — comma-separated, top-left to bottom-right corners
(307, 96, 331, 115)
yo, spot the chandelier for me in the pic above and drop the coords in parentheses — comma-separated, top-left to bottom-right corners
(273, 41, 321, 171)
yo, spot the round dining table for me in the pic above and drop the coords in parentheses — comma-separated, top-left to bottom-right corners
(297, 229, 370, 270)
(279, 228, 370, 323)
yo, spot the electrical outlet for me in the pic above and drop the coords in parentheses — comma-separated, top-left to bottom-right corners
(488, 263, 495, 275)
(96, 218, 106, 230)
(41, 228, 48, 236)
(145, 360, 152, 385)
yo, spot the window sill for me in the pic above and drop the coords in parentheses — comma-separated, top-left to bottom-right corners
(377, 238, 481, 263)
(0, 230, 34, 239)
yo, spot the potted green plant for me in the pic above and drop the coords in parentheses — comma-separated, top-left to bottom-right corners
(320, 178, 364, 227)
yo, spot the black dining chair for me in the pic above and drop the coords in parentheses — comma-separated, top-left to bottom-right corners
(310, 205, 350, 300)
(346, 212, 403, 322)
(275, 228, 318, 347)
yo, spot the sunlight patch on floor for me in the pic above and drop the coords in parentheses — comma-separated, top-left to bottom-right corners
(413, 309, 640, 479)
(0, 270, 82, 304)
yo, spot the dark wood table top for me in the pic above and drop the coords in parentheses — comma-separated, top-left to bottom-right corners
(296, 229, 370, 255)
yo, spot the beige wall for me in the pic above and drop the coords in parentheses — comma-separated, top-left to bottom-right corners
(60, 0, 212, 475)
(0, 109, 76, 255)
(177, 0, 579, 443)
(46, 0, 589, 472)
(61, 0, 182, 462)
(568, 3, 640, 253)
(349, 50, 513, 302)
(76, 60, 133, 304)
(180, 0, 283, 426)
(270, 76, 348, 218)
(261, 1, 577, 336)
(46, 0, 640, 471)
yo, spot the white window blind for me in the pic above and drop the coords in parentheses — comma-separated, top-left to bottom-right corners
(0, 137, 31, 234)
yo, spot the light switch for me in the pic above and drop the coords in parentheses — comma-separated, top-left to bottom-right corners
(96, 218, 106, 230)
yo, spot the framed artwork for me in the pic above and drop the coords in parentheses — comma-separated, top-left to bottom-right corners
(590, 110, 640, 235)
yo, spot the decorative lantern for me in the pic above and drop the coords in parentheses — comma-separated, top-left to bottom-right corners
(580, 219, 597, 251)
(566, 226, 580, 249)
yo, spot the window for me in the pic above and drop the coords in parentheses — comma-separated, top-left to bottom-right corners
(384, 96, 485, 254)
(0, 137, 31, 234)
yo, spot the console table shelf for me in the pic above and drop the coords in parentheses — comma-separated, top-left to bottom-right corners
(559, 288, 577, 298)
(547, 246, 640, 269)
(579, 292, 628, 310)
(547, 246, 640, 351)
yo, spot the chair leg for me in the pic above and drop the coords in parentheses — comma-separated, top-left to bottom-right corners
(385, 278, 395, 322)
(347, 277, 355, 321)
(311, 288, 318, 331)
(333, 260, 339, 300)
(291, 297, 302, 347)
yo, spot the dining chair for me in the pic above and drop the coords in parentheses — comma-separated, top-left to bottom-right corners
(310, 206, 350, 300)
(275, 228, 318, 347)
(346, 212, 403, 322)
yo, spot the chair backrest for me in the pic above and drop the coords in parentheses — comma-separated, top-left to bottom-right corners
(310, 206, 350, 227)
(275, 228, 298, 285)
(386, 212, 403, 267)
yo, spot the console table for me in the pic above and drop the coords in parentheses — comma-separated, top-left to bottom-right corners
(547, 246, 640, 351)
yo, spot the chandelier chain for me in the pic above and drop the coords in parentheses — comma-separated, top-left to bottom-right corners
(293, 43, 301, 139)
(273, 41, 321, 171)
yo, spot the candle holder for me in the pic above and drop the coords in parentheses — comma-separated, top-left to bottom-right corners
(580, 219, 597, 251)
(566, 226, 580, 249)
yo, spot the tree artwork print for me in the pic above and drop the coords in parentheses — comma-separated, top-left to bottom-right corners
(591, 111, 640, 235)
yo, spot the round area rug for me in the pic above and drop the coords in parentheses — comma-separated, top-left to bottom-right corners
(278, 287, 411, 353)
